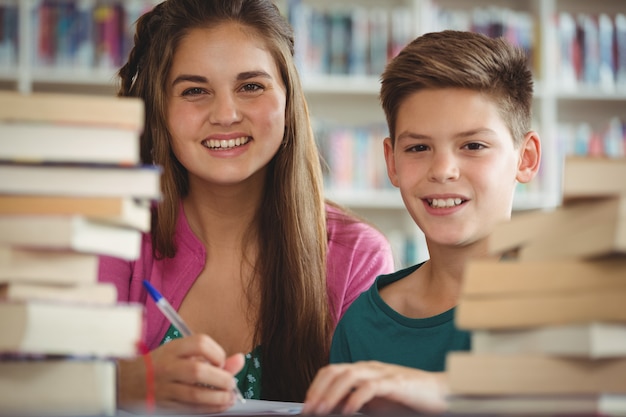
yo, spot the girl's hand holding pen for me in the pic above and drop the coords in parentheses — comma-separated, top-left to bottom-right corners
(114, 281, 246, 412)
(118, 327, 245, 412)
(119, 334, 245, 412)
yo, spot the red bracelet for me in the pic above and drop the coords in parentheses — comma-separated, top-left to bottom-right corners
(138, 341, 155, 413)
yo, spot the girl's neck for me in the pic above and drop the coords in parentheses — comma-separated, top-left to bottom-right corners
(183, 184, 262, 251)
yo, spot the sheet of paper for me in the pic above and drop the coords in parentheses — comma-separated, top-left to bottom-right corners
(211, 399, 303, 415)
(118, 399, 304, 416)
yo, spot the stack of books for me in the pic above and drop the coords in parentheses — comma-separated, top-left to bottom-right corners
(0, 91, 159, 416)
(448, 156, 626, 415)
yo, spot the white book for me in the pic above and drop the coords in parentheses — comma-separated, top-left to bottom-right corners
(472, 322, 626, 359)
(448, 394, 626, 416)
(0, 359, 116, 416)
(0, 162, 161, 199)
(0, 215, 142, 260)
(0, 121, 140, 164)
(0, 300, 143, 357)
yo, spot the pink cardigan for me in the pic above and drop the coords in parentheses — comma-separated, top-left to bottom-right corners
(99, 203, 395, 349)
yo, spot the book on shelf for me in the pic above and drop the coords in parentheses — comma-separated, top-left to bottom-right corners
(471, 322, 626, 359)
(0, 300, 143, 357)
(0, 358, 116, 416)
(0, 90, 143, 130)
(447, 393, 626, 416)
(0, 215, 142, 260)
(0, 120, 140, 165)
(0, 248, 99, 285)
(447, 352, 626, 396)
(456, 258, 626, 330)
(617, 13, 626, 88)
(562, 156, 626, 200)
(0, 162, 162, 200)
(0, 194, 152, 231)
(0, 282, 117, 305)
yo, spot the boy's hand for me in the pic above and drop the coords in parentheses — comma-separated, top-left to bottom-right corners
(302, 361, 448, 415)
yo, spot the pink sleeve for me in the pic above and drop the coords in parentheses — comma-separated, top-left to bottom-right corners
(325, 207, 395, 324)
(97, 233, 153, 304)
(98, 255, 133, 301)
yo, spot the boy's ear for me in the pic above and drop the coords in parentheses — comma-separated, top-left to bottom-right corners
(383, 137, 400, 187)
(516, 131, 541, 184)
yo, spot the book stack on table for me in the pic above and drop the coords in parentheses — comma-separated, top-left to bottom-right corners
(0, 91, 159, 416)
(447, 156, 626, 416)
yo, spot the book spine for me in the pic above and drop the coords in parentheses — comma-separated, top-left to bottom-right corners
(617, 13, 626, 89)
(456, 291, 626, 330)
(448, 353, 626, 395)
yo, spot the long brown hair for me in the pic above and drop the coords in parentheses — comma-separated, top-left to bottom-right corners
(118, 0, 331, 401)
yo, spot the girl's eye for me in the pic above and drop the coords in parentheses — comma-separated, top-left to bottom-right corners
(241, 83, 263, 92)
(181, 87, 205, 96)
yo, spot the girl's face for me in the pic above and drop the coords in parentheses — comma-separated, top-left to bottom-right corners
(166, 23, 286, 190)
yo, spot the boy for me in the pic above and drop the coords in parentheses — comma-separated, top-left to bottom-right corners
(302, 30, 541, 415)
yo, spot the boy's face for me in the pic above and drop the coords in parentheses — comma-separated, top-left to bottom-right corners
(384, 88, 535, 248)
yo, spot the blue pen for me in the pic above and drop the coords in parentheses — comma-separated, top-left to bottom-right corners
(143, 280, 246, 403)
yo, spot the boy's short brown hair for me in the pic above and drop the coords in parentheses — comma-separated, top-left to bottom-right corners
(380, 30, 533, 147)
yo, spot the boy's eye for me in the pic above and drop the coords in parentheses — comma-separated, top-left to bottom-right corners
(407, 144, 429, 152)
(465, 142, 486, 150)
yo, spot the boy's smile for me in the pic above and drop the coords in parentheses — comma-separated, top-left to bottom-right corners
(384, 88, 524, 248)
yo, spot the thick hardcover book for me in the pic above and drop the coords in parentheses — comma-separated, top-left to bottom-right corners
(448, 393, 626, 415)
(471, 322, 626, 359)
(457, 289, 626, 330)
(0, 195, 152, 231)
(0, 162, 161, 199)
(0, 359, 116, 416)
(0, 215, 142, 260)
(461, 258, 626, 296)
(562, 156, 626, 200)
(0, 282, 117, 305)
(520, 195, 626, 260)
(447, 352, 626, 395)
(457, 259, 626, 330)
(0, 300, 143, 357)
(489, 195, 626, 260)
(0, 120, 140, 165)
(0, 248, 99, 285)
(0, 90, 143, 130)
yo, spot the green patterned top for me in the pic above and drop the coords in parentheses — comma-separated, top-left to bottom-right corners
(160, 324, 262, 399)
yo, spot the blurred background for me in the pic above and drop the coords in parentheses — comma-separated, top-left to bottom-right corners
(1, 0, 624, 268)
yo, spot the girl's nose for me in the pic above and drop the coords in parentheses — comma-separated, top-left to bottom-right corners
(208, 93, 242, 126)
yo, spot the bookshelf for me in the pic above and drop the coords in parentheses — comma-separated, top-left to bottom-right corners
(1, 0, 624, 267)
(289, 0, 626, 266)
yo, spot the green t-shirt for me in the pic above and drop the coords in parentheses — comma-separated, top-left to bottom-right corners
(330, 263, 471, 371)
(160, 325, 262, 399)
